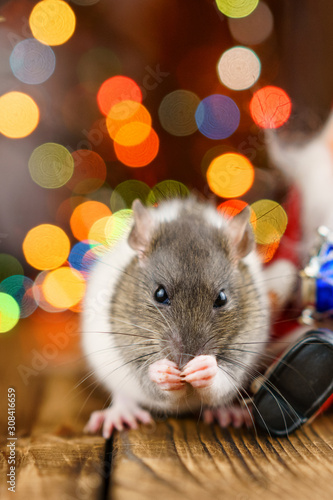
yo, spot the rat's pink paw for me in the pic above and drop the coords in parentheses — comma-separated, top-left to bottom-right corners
(182, 355, 218, 388)
(149, 358, 185, 391)
(203, 405, 253, 428)
(84, 402, 152, 438)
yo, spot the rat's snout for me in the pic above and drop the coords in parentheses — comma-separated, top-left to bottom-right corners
(166, 330, 207, 370)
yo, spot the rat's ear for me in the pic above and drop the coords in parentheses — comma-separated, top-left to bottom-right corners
(227, 206, 255, 260)
(128, 199, 154, 257)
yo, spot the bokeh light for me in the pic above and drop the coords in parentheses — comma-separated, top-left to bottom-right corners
(106, 100, 151, 140)
(0, 293, 20, 333)
(10, 39, 56, 85)
(29, 143, 74, 189)
(97, 76, 142, 116)
(195, 95, 240, 140)
(114, 122, 152, 147)
(0, 91, 39, 138)
(0, 276, 37, 318)
(67, 150, 106, 194)
(250, 199, 288, 245)
(114, 127, 159, 167)
(88, 216, 113, 248)
(158, 90, 200, 136)
(148, 180, 190, 205)
(256, 238, 280, 263)
(77, 47, 121, 92)
(110, 180, 151, 212)
(70, 200, 112, 241)
(0, 254, 23, 282)
(105, 210, 133, 247)
(217, 47, 261, 91)
(250, 86, 292, 129)
(23, 224, 70, 270)
(33, 271, 66, 312)
(228, 1, 274, 45)
(29, 0, 76, 46)
(207, 153, 254, 198)
(42, 267, 86, 309)
(68, 241, 97, 276)
(216, 0, 259, 18)
(217, 199, 257, 227)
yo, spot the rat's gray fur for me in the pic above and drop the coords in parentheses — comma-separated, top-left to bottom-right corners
(110, 198, 269, 408)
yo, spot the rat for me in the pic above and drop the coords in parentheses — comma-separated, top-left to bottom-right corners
(81, 197, 270, 438)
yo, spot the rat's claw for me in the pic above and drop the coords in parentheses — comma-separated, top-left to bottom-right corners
(203, 405, 253, 428)
(149, 358, 185, 391)
(182, 355, 218, 388)
(84, 402, 153, 438)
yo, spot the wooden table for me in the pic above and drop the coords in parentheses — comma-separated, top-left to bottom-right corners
(1, 315, 333, 500)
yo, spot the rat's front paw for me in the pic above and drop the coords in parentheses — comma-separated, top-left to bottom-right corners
(182, 355, 218, 388)
(84, 401, 152, 438)
(149, 358, 185, 391)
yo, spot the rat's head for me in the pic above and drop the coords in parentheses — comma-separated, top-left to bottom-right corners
(118, 198, 269, 400)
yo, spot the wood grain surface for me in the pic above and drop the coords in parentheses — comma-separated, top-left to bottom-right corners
(1, 320, 333, 500)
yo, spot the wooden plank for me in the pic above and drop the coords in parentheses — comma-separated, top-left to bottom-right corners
(110, 413, 333, 500)
(0, 318, 110, 500)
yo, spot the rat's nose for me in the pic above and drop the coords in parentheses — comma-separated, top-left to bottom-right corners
(170, 353, 193, 370)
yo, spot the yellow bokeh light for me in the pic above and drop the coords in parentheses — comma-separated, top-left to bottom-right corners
(251, 199, 288, 245)
(106, 100, 151, 141)
(23, 224, 70, 270)
(0, 92, 39, 138)
(0, 293, 20, 333)
(70, 201, 112, 241)
(29, 0, 76, 46)
(216, 0, 259, 19)
(29, 143, 74, 189)
(105, 210, 133, 247)
(43, 267, 86, 309)
(88, 216, 113, 246)
(114, 122, 152, 147)
(207, 153, 254, 198)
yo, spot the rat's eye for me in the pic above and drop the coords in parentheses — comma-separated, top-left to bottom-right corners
(214, 290, 227, 308)
(154, 285, 170, 305)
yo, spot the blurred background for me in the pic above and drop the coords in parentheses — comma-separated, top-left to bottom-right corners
(1, 0, 333, 387)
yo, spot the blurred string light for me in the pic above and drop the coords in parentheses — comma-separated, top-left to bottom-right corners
(250, 86, 292, 128)
(28, 142, 74, 188)
(114, 127, 159, 167)
(217, 46, 261, 91)
(67, 150, 106, 194)
(10, 39, 56, 85)
(216, 0, 259, 18)
(23, 224, 70, 270)
(195, 95, 240, 140)
(0, 254, 23, 281)
(218, 199, 257, 227)
(110, 180, 151, 212)
(0, 293, 20, 333)
(32, 270, 66, 312)
(97, 76, 142, 116)
(158, 90, 200, 136)
(105, 210, 133, 247)
(88, 216, 113, 248)
(114, 122, 152, 147)
(77, 47, 122, 93)
(70, 200, 111, 241)
(148, 180, 190, 205)
(106, 100, 151, 141)
(207, 153, 254, 198)
(71, 0, 101, 7)
(0, 276, 37, 318)
(228, 1, 274, 45)
(250, 199, 288, 245)
(42, 267, 86, 309)
(29, 0, 76, 46)
(68, 241, 96, 276)
(0, 91, 39, 138)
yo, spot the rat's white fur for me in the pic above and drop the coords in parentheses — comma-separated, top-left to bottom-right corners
(82, 199, 267, 413)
